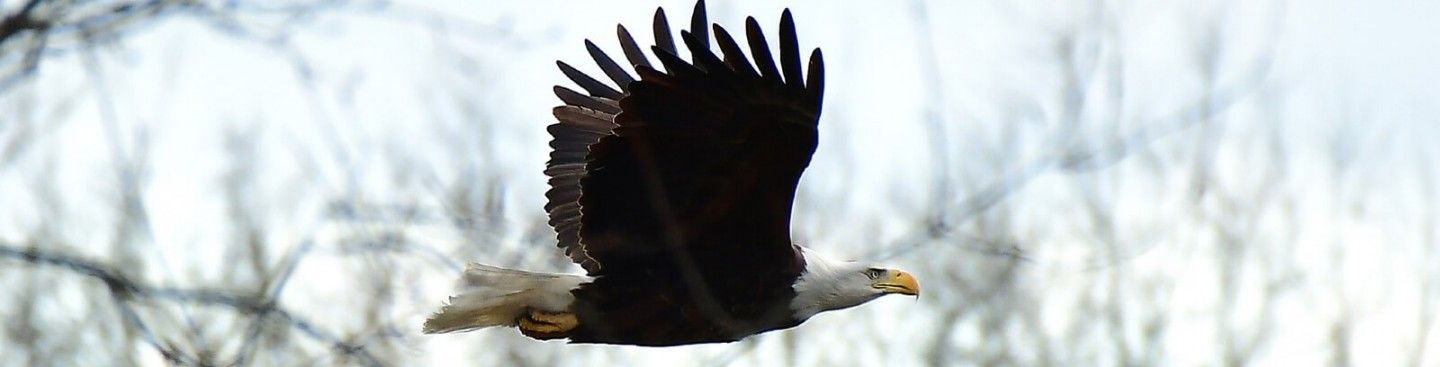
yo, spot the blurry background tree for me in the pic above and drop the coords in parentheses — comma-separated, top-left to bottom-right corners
(2, 0, 1436, 366)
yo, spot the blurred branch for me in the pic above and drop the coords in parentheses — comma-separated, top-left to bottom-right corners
(0, 0, 46, 45)
(873, 1, 1284, 262)
(0, 0, 543, 92)
(0, 0, 361, 91)
(1, 0, 194, 90)
(908, 0, 957, 224)
(0, 0, 47, 89)
(0, 243, 384, 367)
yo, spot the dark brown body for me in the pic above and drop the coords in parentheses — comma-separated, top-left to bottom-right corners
(564, 246, 805, 345)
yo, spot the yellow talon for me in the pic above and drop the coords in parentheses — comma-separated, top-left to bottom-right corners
(529, 310, 577, 326)
(518, 309, 577, 339)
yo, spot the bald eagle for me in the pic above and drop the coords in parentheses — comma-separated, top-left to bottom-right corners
(423, 1, 919, 346)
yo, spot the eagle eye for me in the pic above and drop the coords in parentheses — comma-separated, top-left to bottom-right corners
(864, 268, 885, 280)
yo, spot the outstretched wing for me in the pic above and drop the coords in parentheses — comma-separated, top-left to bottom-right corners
(545, 1, 825, 277)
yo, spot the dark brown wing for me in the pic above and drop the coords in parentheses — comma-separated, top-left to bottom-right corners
(544, 27, 640, 272)
(547, 2, 823, 277)
(544, 1, 826, 345)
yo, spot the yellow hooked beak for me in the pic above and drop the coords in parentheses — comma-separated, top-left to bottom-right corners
(873, 269, 921, 296)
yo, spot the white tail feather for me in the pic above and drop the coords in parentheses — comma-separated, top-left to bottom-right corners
(422, 263, 589, 334)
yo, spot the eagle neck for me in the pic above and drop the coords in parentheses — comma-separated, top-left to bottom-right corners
(788, 247, 859, 320)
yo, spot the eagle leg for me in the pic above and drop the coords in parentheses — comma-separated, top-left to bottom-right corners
(518, 308, 578, 339)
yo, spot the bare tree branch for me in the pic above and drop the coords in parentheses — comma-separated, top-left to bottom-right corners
(0, 244, 384, 367)
(0, 0, 46, 45)
(871, 0, 1285, 262)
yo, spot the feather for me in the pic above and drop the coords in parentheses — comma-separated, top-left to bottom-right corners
(805, 49, 825, 113)
(558, 60, 623, 99)
(554, 86, 620, 114)
(616, 24, 652, 70)
(713, 24, 757, 78)
(689, 0, 710, 54)
(586, 39, 636, 89)
(779, 10, 802, 89)
(652, 8, 678, 63)
(423, 264, 589, 334)
(745, 17, 780, 81)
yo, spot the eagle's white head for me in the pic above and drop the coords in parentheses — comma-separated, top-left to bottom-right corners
(789, 247, 921, 320)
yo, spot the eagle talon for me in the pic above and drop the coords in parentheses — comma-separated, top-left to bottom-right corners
(518, 309, 577, 338)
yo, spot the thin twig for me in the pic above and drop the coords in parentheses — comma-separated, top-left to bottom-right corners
(0, 244, 385, 367)
(871, 1, 1283, 262)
